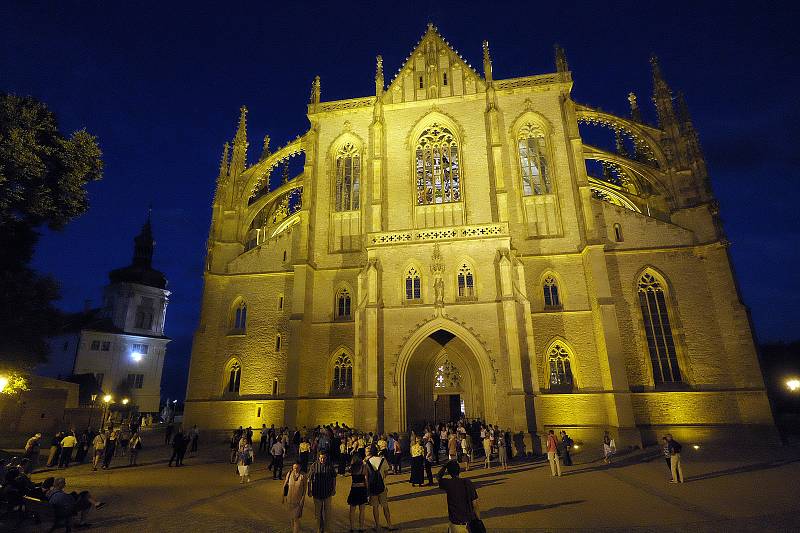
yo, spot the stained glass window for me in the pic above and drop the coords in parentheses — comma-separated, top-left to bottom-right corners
(457, 263, 475, 298)
(434, 358, 462, 389)
(543, 276, 561, 309)
(227, 362, 241, 393)
(518, 123, 552, 196)
(548, 344, 573, 390)
(415, 124, 461, 205)
(332, 353, 353, 394)
(334, 143, 360, 212)
(336, 288, 351, 318)
(405, 268, 421, 300)
(638, 273, 682, 384)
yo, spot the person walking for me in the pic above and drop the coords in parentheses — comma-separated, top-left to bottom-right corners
(424, 436, 435, 486)
(307, 450, 337, 533)
(347, 454, 368, 532)
(482, 435, 492, 469)
(602, 431, 616, 465)
(128, 432, 142, 466)
(366, 446, 396, 531)
(165, 422, 174, 445)
(75, 430, 90, 464)
(560, 431, 573, 467)
(237, 438, 254, 483)
(460, 433, 471, 471)
(23, 433, 42, 473)
(437, 460, 482, 533)
(546, 430, 562, 477)
(661, 437, 672, 477)
(299, 438, 311, 473)
(92, 431, 106, 471)
(666, 434, 684, 483)
(46, 431, 62, 467)
(168, 427, 188, 467)
(259, 424, 269, 454)
(497, 432, 508, 470)
(448, 433, 458, 461)
(102, 429, 118, 469)
(283, 462, 307, 533)
(392, 433, 403, 475)
(271, 437, 286, 480)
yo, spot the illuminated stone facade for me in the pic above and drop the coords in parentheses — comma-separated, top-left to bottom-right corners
(184, 25, 774, 446)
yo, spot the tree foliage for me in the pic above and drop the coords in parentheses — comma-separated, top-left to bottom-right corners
(0, 93, 103, 369)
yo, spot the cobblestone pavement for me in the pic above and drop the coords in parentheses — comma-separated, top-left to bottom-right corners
(8, 439, 800, 532)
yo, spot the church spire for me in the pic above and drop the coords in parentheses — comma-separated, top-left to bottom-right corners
(482, 40, 493, 82)
(650, 55, 677, 130)
(554, 44, 568, 73)
(229, 106, 248, 177)
(260, 135, 271, 161)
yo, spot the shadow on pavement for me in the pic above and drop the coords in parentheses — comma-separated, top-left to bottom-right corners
(396, 500, 586, 529)
(687, 456, 800, 482)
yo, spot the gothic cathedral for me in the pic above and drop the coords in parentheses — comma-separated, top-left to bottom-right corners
(184, 25, 774, 447)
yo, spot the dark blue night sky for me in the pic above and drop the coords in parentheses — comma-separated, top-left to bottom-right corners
(2, 1, 798, 400)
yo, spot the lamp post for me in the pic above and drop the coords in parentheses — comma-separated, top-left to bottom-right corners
(87, 393, 98, 430)
(787, 378, 800, 393)
(102, 394, 112, 431)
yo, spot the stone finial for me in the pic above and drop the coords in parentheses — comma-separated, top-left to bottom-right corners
(628, 92, 643, 123)
(310, 76, 321, 104)
(260, 135, 271, 161)
(229, 106, 249, 177)
(218, 142, 230, 180)
(375, 55, 384, 96)
(554, 44, 568, 73)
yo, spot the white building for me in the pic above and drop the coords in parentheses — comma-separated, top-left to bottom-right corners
(40, 216, 170, 414)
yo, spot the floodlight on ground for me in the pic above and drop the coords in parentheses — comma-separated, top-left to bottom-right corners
(692, 444, 700, 450)
(787, 379, 800, 392)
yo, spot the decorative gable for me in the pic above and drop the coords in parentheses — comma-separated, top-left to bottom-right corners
(384, 23, 485, 104)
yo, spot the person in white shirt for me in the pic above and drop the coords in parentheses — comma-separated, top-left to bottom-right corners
(59, 431, 78, 468)
(365, 446, 397, 531)
(271, 440, 285, 479)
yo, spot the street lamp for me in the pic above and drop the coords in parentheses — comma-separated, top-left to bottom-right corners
(787, 379, 800, 393)
(122, 398, 130, 405)
(102, 394, 113, 431)
(0, 376, 8, 393)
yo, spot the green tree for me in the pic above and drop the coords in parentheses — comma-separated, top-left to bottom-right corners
(0, 93, 103, 369)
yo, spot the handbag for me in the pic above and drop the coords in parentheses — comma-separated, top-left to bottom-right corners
(465, 479, 486, 533)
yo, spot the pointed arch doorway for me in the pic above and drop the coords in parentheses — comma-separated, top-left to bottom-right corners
(399, 327, 490, 432)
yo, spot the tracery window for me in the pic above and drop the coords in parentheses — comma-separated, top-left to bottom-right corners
(434, 358, 462, 389)
(518, 123, 552, 196)
(405, 267, 422, 300)
(415, 123, 461, 205)
(543, 276, 561, 309)
(227, 361, 241, 394)
(334, 143, 360, 212)
(336, 288, 351, 319)
(331, 353, 353, 394)
(638, 272, 682, 384)
(548, 344, 574, 391)
(457, 263, 475, 299)
(231, 300, 247, 332)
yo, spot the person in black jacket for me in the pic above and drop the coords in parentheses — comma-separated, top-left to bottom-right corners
(168, 427, 189, 467)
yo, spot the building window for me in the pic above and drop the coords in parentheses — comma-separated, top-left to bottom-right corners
(543, 276, 561, 309)
(132, 343, 149, 355)
(275, 335, 282, 351)
(415, 123, 461, 205)
(334, 142, 360, 212)
(434, 357, 462, 389)
(331, 353, 353, 395)
(613, 223, 623, 242)
(336, 288, 351, 319)
(456, 263, 475, 299)
(256, 406, 262, 418)
(548, 344, 574, 391)
(227, 362, 241, 394)
(126, 373, 144, 389)
(518, 123, 552, 196)
(638, 272, 682, 384)
(231, 300, 247, 332)
(90, 340, 101, 351)
(283, 250, 287, 261)
(278, 295, 284, 310)
(135, 308, 154, 329)
(272, 378, 279, 396)
(405, 267, 422, 301)
(443, 72, 448, 86)
(95, 373, 104, 387)
(419, 76, 423, 89)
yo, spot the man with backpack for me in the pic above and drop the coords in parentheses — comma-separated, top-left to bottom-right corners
(437, 460, 483, 533)
(365, 446, 397, 530)
(307, 450, 337, 533)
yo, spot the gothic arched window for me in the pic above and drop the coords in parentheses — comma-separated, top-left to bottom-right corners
(227, 361, 241, 394)
(336, 288, 351, 319)
(415, 123, 461, 205)
(230, 300, 247, 332)
(331, 353, 353, 395)
(518, 123, 552, 196)
(405, 267, 422, 301)
(457, 263, 475, 299)
(638, 272, 682, 384)
(548, 344, 574, 391)
(543, 276, 561, 309)
(334, 142, 360, 212)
